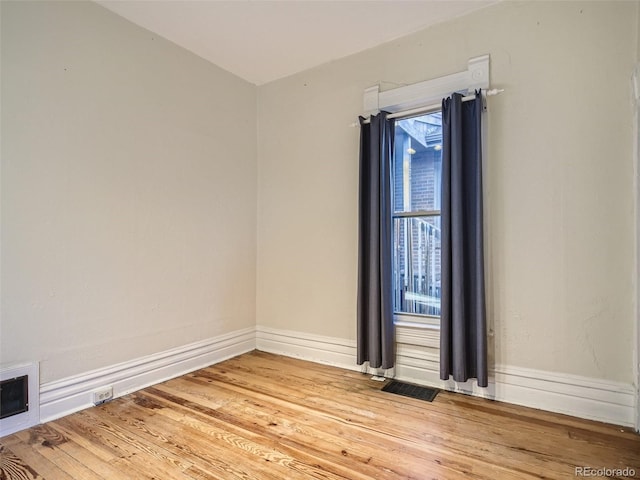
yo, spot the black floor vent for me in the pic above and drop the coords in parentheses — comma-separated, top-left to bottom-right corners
(381, 380, 439, 402)
(1, 375, 29, 419)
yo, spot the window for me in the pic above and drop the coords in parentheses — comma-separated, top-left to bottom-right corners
(362, 55, 489, 327)
(392, 112, 442, 325)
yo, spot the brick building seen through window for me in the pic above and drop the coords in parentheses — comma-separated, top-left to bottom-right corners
(393, 112, 442, 319)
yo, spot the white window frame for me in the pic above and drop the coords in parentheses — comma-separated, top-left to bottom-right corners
(362, 55, 490, 329)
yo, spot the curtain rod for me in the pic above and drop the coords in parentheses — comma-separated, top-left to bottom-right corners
(354, 88, 504, 126)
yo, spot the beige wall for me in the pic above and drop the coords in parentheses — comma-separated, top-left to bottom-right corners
(1, 0, 636, 390)
(257, 1, 638, 383)
(0, 1, 257, 383)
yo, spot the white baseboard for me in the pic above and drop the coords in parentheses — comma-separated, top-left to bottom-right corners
(256, 326, 360, 371)
(14, 325, 635, 436)
(255, 325, 637, 428)
(38, 327, 256, 425)
(491, 365, 635, 428)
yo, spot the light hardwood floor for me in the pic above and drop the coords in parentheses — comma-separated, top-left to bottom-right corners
(1, 351, 639, 479)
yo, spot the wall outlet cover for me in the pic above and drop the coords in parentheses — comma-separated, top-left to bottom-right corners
(92, 387, 113, 405)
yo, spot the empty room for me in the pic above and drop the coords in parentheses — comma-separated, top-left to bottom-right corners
(1, 0, 640, 478)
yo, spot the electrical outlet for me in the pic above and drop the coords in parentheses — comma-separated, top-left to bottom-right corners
(93, 386, 113, 405)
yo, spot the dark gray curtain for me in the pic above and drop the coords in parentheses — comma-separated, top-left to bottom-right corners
(357, 112, 395, 369)
(440, 91, 488, 387)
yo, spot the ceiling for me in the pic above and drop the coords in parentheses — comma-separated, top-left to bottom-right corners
(97, 1, 497, 86)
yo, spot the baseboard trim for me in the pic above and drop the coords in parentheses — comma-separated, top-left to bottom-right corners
(255, 326, 636, 428)
(491, 364, 635, 427)
(256, 325, 360, 371)
(27, 325, 638, 432)
(39, 327, 256, 425)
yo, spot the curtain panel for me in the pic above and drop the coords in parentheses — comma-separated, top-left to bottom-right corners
(439, 91, 488, 387)
(357, 112, 395, 370)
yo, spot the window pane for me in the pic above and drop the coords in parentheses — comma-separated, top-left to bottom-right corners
(393, 216, 441, 316)
(393, 113, 442, 213)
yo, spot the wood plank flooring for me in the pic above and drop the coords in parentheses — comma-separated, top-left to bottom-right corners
(1, 351, 639, 479)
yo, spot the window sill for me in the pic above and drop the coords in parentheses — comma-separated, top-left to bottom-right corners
(394, 321, 440, 348)
(394, 319, 440, 331)
(393, 313, 440, 330)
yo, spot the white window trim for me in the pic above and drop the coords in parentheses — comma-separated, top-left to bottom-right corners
(363, 55, 490, 115)
(395, 322, 440, 348)
(395, 313, 440, 329)
(362, 55, 491, 330)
